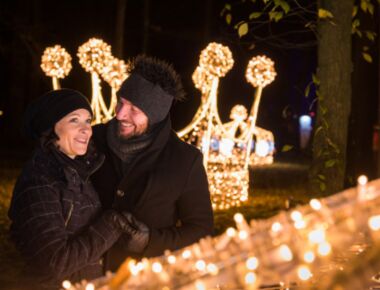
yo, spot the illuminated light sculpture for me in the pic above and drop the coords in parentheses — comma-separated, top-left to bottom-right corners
(72, 178, 380, 290)
(41, 45, 72, 90)
(77, 38, 113, 124)
(100, 56, 129, 116)
(177, 46, 276, 210)
(244, 55, 276, 169)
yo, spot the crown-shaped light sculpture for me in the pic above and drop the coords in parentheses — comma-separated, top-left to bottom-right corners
(77, 38, 115, 123)
(178, 43, 276, 210)
(41, 45, 72, 90)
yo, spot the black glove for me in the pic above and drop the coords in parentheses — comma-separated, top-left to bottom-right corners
(117, 212, 150, 254)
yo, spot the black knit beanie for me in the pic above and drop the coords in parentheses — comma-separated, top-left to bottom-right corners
(116, 55, 185, 126)
(24, 89, 92, 139)
(117, 73, 173, 125)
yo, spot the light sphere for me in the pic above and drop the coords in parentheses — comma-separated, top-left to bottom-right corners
(101, 57, 129, 89)
(192, 66, 214, 94)
(199, 42, 234, 77)
(77, 38, 113, 74)
(41, 45, 72, 78)
(246, 55, 276, 88)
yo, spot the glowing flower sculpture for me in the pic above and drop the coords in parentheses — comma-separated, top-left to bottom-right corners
(41, 45, 72, 90)
(244, 55, 276, 169)
(77, 38, 113, 123)
(101, 56, 129, 116)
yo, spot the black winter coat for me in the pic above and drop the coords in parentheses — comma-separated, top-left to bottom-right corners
(91, 117, 214, 271)
(8, 147, 122, 289)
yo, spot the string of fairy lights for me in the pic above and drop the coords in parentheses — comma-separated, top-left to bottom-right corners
(40, 39, 276, 210)
(63, 176, 380, 290)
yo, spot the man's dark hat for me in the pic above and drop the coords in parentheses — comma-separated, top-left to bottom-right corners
(117, 55, 185, 125)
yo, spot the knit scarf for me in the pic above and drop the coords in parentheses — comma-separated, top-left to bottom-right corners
(106, 118, 156, 164)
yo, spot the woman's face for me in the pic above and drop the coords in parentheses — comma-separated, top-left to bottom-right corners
(54, 108, 92, 158)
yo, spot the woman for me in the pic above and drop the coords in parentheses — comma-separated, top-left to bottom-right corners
(8, 89, 129, 289)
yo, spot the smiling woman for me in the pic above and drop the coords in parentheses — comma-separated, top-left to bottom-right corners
(55, 109, 93, 158)
(7, 89, 133, 289)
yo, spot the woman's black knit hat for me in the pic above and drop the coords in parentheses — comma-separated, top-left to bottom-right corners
(24, 89, 92, 139)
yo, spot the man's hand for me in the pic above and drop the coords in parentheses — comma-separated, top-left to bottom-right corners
(115, 212, 150, 254)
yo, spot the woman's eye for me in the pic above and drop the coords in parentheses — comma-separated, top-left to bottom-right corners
(86, 118, 92, 124)
(69, 118, 79, 123)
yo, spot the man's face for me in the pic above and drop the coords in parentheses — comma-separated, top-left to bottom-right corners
(115, 98, 149, 139)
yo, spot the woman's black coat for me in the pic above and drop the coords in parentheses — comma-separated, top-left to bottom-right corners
(91, 117, 214, 271)
(8, 148, 122, 289)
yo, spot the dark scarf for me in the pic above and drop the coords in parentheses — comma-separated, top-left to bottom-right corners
(49, 144, 104, 182)
(106, 118, 159, 165)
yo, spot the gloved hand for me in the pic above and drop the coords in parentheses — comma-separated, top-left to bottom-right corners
(116, 212, 150, 254)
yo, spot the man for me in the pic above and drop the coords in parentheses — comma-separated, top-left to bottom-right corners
(91, 55, 214, 271)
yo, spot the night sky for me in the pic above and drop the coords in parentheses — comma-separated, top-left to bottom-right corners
(1, 0, 376, 175)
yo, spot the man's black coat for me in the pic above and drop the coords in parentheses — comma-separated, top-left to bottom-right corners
(91, 117, 214, 271)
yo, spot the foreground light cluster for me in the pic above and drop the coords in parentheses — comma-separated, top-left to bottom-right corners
(68, 176, 380, 290)
(41, 45, 72, 89)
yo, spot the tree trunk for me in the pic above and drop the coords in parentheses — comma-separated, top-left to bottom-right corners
(114, 0, 127, 58)
(142, 0, 150, 53)
(310, 0, 354, 195)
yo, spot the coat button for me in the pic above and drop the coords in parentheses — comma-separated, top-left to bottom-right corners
(116, 189, 125, 197)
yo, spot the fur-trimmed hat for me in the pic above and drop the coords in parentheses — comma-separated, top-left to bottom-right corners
(24, 89, 92, 139)
(117, 55, 185, 125)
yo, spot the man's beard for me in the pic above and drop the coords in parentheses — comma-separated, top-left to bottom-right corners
(116, 121, 148, 141)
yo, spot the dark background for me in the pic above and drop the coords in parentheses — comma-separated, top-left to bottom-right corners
(0, 0, 378, 178)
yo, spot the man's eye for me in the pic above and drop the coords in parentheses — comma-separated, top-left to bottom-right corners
(86, 118, 92, 124)
(69, 118, 79, 123)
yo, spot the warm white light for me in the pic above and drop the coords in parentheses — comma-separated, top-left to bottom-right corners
(310, 199, 322, 211)
(317, 241, 332, 256)
(246, 257, 259, 270)
(199, 42, 234, 77)
(77, 38, 112, 74)
(168, 255, 176, 264)
(238, 230, 248, 240)
(219, 138, 235, 157)
(85, 283, 95, 290)
(303, 251, 315, 263)
(195, 260, 206, 271)
(271, 222, 283, 233)
(152, 262, 163, 273)
(368, 215, 380, 231)
(182, 250, 192, 259)
(245, 55, 276, 88)
(207, 263, 219, 275)
(291, 211, 303, 222)
(279, 244, 293, 261)
(226, 227, 237, 237)
(294, 219, 306, 229)
(245, 272, 257, 284)
(255, 140, 270, 157)
(297, 266, 312, 281)
(62, 280, 71, 289)
(41, 45, 72, 78)
(195, 280, 206, 290)
(358, 175, 368, 186)
(234, 213, 244, 224)
(308, 229, 326, 244)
